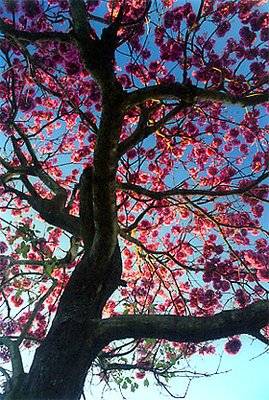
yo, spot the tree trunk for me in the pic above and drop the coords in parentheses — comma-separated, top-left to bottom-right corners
(5, 245, 122, 400)
(6, 321, 102, 400)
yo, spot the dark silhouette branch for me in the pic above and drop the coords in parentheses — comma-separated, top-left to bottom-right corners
(124, 83, 269, 108)
(3, 184, 80, 237)
(0, 18, 71, 43)
(118, 101, 189, 157)
(96, 300, 269, 345)
(69, 0, 96, 42)
(0, 337, 24, 388)
(118, 171, 269, 199)
(11, 124, 68, 200)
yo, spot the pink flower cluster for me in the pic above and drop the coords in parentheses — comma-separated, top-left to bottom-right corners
(224, 337, 242, 355)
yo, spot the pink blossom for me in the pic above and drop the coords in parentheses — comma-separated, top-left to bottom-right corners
(257, 268, 269, 282)
(21, 0, 42, 19)
(4, 0, 18, 13)
(220, 280, 230, 291)
(225, 337, 242, 355)
(239, 26, 256, 46)
(0, 242, 8, 254)
(135, 371, 145, 379)
(260, 48, 269, 61)
(216, 21, 231, 37)
(260, 27, 269, 42)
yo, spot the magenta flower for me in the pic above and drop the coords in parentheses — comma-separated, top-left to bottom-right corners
(208, 166, 218, 177)
(20, 95, 36, 112)
(216, 21, 231, 38)
(260, 27, 269, 42)
(87, 0, 100, 12)
(239, 26, 256, 46)
(0, 258, 9, 271)
(65, 61, 81, 76)
(0, 242, 8, 254)
(21, 0, 42, 19)
(4, 0, 18, 13)
(135, 371, 145, 379)
(257, 268, 269, 282)
(220, 280, 230, 292)
(260, 48, 269, 61)
(224, 337, 242, 355)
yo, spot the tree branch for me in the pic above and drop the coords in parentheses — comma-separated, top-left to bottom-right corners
(95, 300, 269, 345)
(0, 18, 71, 43)
(11, 123, 68, 201)
(118, 101, 188, 157)
(117, 171, 269, 200)
(3, 184, 80, 236)
(79, 167, 94, 249)
(69, 0, 96, 42)
(124, 83, 269, 108)
(17, 276, 58, 346)
(0, 337, 24, 385)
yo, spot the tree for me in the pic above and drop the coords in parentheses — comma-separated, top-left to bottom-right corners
(0, 0, 268, 398)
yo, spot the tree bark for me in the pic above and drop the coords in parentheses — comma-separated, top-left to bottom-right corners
(95, 300, 269, 344)
(124, 83, 269, 108)
(5, 243, 123, 400)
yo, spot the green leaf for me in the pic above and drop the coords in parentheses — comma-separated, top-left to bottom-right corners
(170, 355, 177, 364)
(115, 377, 123, 385)
(145, 338, 156, 347)
(131, 382, 139, 392)
(45, 264, 54, 275)
(15, 287, 23, 298)
(143, 378, 149, 387)
(21, 244, 30, 258)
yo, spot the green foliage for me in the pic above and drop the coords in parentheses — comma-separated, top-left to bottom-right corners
(15, 241, 31, 258)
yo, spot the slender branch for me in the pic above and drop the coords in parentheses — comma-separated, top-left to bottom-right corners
(95, 300, 269, 345)
(4, 185, 80, 236)
(118, 101, 188, 157)
(117, 171, 269, 199)
(17, 276, 58, 346)
(118, 105, 149, 158)
(11, 123, 68, 200)
(0, 257, 44, 267)
(57, 235, 81, 264)
(120, 230, 197, 272)
(251, 331, 269, 345)
(0, 18, 71, 43)
(0, 337, 24, 383)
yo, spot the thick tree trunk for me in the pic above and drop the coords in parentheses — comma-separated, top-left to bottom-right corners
(4, 245, 122, 399)
(6, 321, 102, 400)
